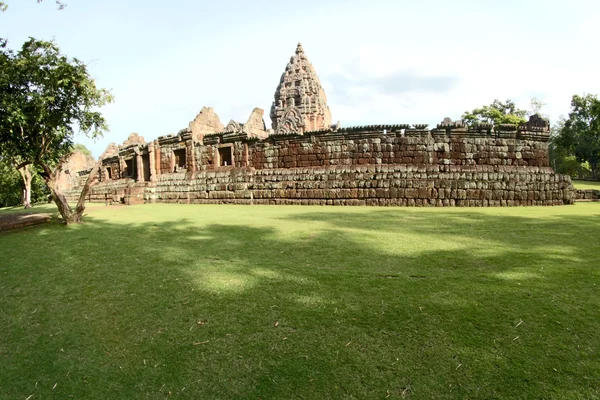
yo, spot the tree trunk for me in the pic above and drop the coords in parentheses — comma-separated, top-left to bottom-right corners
(17, 165, 32, 209)
(73, 160, 101, 220)
(38, 160, 101, 224)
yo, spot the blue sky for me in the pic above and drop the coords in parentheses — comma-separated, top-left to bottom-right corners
(2, 0, 599, 157)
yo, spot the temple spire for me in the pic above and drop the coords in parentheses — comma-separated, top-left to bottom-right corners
(270, 44, 332, 134)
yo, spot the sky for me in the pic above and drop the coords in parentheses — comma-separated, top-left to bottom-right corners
(2, 0, 599, 157)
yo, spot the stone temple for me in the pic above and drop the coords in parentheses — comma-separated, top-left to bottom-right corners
(271, 43, 332, 134)
(64, 44, 574, 207)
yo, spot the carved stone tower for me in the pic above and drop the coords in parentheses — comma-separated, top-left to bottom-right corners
(270, 43, 332, 134)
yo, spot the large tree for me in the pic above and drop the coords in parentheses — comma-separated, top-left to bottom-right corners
(462, 99, 527, 127)
(0, 38, 113, 223)
(556, 94, 600, 179)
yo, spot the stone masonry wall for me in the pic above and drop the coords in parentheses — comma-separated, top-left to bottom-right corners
(248, 134, 549, 169)
(575, 189, 600, 201)
(73, 128, 575, 207)
(82, 164, 572, 207)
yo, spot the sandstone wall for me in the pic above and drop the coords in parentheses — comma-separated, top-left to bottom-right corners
(70, 128, 575, 207)
(248, 134, 549, 170)
(80, 164, 572, 207)
(575, 189, 600, 201)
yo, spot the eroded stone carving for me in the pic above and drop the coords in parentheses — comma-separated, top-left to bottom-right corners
(524, 114, 550, 131)
(189, 107, 225, 140)
(271, 43, 332, 134)
(243, 108, 268, 139)
(103, 143, 120, 158)
(225, 120, 244, 133)
(122, 133, 146, 147)
(275, 107, 304, 134)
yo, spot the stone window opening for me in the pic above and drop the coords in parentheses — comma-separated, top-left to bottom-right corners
(106, 167, 112, 180)
(173, 148, 187, 172)
(218, 146, 233, 167)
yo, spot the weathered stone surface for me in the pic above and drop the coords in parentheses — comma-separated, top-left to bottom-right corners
(57, 150, 96, 191)
(189, 107, 224, 140)
(243, 108, 268, 139)
(81, 163, 573, 207)
(103, 143, 120, 158)
(0, 213, 51, 232)
(63, 52, 573, 209)
(575, 189, 600, 201)
(270, 43, 332, 134)
(224, 120, 244, 133)
(122, 133, 146, 147)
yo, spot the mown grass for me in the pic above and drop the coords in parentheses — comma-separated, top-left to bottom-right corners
(573, 179, 600, 191)
(0, 203, 599, 399)
(0, 202, 58, 216)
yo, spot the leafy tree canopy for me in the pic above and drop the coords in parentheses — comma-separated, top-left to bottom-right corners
(0, 38, 112, 167)
(72, 143, 93, 157)
(462, 99, 527, 127)
(556, 94, 600, 179)
(0, 37, 113, 222)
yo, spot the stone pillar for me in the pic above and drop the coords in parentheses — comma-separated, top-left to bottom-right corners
(214, 147, 220, 168)
(187, 140, 197, 173)
(170, 150, 176, 173)
(154, 140, 161, 176)
(136, 152, 143, 182)
(119, 156, 126, 179)
(148, 143, 157, 182)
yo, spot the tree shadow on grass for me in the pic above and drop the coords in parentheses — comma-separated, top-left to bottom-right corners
(0, 205, 599, 399)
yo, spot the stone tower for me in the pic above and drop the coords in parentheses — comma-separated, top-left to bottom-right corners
(270, 43, 332, 134)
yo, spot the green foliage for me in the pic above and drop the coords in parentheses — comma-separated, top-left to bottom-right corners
(556, 94, 600, 179)
(0, 157, 21, 207)
(30, 167, 50, 202)
(0, 203, 599, 398)
(0, 157, 49, 207)
(72, 143, 93, 157)
(0, 38, 112, 168)
(462, 99, 527, 127)
(0, 37, 112, 222)
(549, 118, 588, 178)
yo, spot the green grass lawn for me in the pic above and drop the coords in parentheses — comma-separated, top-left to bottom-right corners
(0, 202, 58, 216)
(1, 203, 599, 399)
(572, 179, 600, 190)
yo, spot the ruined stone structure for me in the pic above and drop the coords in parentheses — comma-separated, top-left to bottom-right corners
(57, 150, 96, 192)
(65, 44, 575, 207)
(270, 43, 332, 134)
(188, 107, 225, 141)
